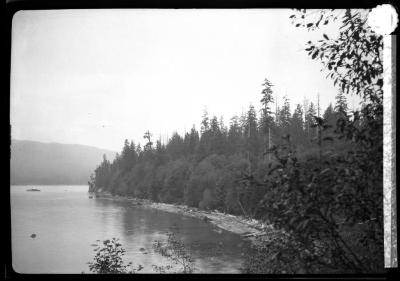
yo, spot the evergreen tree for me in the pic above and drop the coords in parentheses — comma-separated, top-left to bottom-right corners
(278, 96, 291, 132)
(120, 139, 132, 173)
(143, 131, 153, 151)
(188, 126, 199, 155)
(200, 109, 210, 134)
(239, 110, 247, 136)
(210, 116, 220, 135)
(290, 104, 305, 146)
(260, 78, 274, 119)
(228, 115, 243, 155)
(183, 132, 192, 157)
(155, 139, 167, 167)
(219, 116, 227, 135)
(135, 144, 142, 158)
(244, 105, 259, 170)
(208, 115, 227, 155)
(166, 132, 185, 160)
(259, 78, 275, 160)
(323, 103, 336, 127)
(334, 91, 348, 114)
(305, 101, 317, 142)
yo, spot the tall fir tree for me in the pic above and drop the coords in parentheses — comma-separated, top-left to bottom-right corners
(259, 78, 275, 160)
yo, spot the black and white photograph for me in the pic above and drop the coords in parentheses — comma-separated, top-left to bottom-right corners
(8, 5, 397, 275)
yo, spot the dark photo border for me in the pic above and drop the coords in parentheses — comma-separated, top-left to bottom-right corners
(4, 0, 398, 280)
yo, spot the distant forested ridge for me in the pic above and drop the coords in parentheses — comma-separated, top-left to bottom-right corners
(11, 140, 116, 185)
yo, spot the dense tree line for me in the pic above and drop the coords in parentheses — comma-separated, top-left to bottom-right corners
(89, 88, 351, 218)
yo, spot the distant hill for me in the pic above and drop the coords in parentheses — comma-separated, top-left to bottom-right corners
(10, 140, 116, 185)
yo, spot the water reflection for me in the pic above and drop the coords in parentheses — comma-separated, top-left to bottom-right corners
(12, 186, 250, 273)
(92, 198, 248, 273)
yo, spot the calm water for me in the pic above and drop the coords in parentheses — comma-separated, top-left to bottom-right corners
(11, 185, 251, 273)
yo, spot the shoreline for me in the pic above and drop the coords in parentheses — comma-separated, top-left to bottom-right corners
(93, 191, 278, 245)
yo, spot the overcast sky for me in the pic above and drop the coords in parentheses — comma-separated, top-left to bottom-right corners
(10, 9, 360, 152)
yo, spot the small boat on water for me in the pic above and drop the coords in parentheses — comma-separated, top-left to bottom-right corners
(26, 188, 40, 192)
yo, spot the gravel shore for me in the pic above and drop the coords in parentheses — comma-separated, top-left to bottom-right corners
(93, 191, 277, 244)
